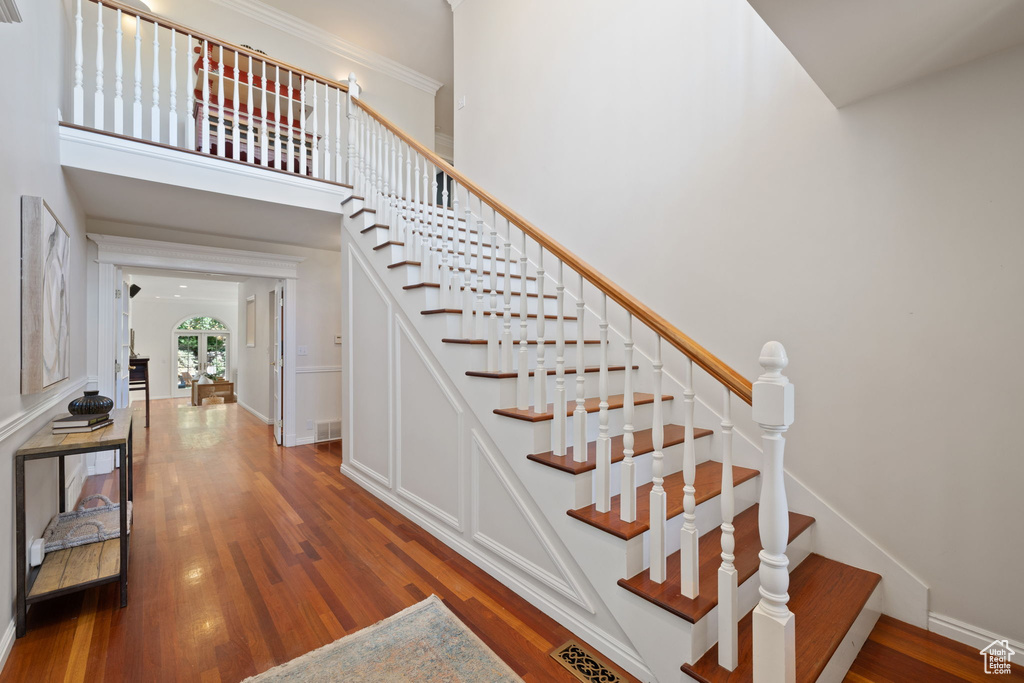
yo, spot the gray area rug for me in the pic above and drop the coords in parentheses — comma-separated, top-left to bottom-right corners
(243, 595, 523, 682)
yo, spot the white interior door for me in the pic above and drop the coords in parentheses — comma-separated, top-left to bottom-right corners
(273, 281, 284, 445)
(117, 278, 130, 407)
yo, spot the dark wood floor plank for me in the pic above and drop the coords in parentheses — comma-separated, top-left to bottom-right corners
(0, 399, 634, 682)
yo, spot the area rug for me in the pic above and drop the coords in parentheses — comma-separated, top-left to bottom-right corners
(242, 595, 522, 682)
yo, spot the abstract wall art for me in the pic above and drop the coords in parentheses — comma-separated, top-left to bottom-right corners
(22, 196, 71, 394)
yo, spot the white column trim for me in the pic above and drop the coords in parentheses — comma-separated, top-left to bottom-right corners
(0, 0, 21, 23)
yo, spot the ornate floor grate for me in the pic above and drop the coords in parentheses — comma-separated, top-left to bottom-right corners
(550, 640, 625, 683)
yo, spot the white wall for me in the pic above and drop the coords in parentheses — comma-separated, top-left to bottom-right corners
(0, 0, 91, 663)
(236, 277, 278, 422)
(453, 0, 1024, 644)
(88, 220, 342, 444)
(130, 296, 240, 400)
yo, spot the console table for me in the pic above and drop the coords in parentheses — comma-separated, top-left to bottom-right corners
(15, 408, 134, 638)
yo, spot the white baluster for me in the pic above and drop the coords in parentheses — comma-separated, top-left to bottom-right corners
(533, 246, 547, 408)
(718, 387, 738, 671)
(335, 85, 342, 181)
(201, 41, 210, 153)
(346, 73, 358, 185)
(168, 29, 177, 146)
(461, 190, 474, 339)
(113, 8, 123, 134)
(216, 45, 225, 155)
(553, 260, 567, 456)
(412, 153, 421, 264)
(231, 51, 240, 160)
(752, 342, 795, 683)
(185, 35, 194, 149)
(649, 336, 666, 582)
(94, 3, 104, 130)
(573, 275, 587, 463)
(244, 54, 254, 162)
(74, 0, 84, 125)
(487, 207, 500, 374)
(390, 134, 398, 225)
(474, 204, 487, 343)
(502, 224, 513, 372)
(299, 75, 307, 175)
(275, 67, 284, 170)
(516, 233, 530, 410)
(311, 79, 319, 176)
(404, 143, 413, 244)
(133, 16, 142, 136)
(680, 358, 699, 598)
(369, 118, 378, 209)
(260, 60, 268, 166)
(323, 83, 330, 179)
(619, 315, 636, 522)
(150, 22, 159, 142)
(448, 179, 461, 306)
(596, 293, 611, 512)
(396, 142, 405, 242)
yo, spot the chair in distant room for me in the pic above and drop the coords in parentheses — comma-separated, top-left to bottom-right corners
(128, 357, 150, 428)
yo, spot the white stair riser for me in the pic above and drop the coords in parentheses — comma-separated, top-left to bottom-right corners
(489, 368, 632, 406)
(429, 312, 579, 340)
(448, 342, 618, 369)
(419, 287, 560, 316)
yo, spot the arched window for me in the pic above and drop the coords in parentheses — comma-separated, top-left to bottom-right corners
(173, 316, 230, 393)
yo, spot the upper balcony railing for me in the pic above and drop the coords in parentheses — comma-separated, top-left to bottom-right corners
(69, 0, 353, 186)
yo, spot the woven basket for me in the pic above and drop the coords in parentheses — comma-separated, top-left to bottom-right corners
(42, 494, 132, 552)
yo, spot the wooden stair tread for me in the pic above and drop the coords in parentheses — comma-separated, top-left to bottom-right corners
(443, 338, 603, 345)
(682, 554, 881, 683)
(374, 240, 516, 264)
(494, 393, 672, 423)
(528, 424, 712, 475)
(360, 223, 389, 234)
(341, 194, 364, 205)
(567, 461, 759, 540)
(617, 505, 815, 623)
(388, 261, 537, 281)
(404, 282, 557, 300)
(468, 365, 637, 380)
(422, 308, 577, 321)
(351, 208, 376, 218)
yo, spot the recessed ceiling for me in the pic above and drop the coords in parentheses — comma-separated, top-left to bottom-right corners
(125, 270, 242, 303)
(64, 168, 342, 251)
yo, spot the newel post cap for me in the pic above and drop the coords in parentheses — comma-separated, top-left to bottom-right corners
(752, 341, 794, 428)
(347, 73, 360, 99)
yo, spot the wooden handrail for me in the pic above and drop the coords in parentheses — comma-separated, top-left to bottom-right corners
(84, 0, 350, 93)
(353, 98, 754, 404)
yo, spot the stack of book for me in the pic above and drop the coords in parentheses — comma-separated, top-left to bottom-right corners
(52, 413, 113, 434)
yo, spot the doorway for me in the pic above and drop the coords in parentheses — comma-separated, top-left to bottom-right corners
(172, 317, 231, 398)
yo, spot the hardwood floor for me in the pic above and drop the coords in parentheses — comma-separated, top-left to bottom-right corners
(845, 615, 1024, 682)
(1, 400, 634, 683)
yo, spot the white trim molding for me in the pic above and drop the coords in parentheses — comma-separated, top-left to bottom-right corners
(0, 0, 21, 23)
(88, 234, 305, 280)
(206, 0, 444, 95)
(295, 366, 342, 374)
(446, 0, 465, 11)
(237, 400, 273, 425)
(0, 378, 89, 444)
(0, 619, 15, 676)
(435, 132, 455, 164)
(929, 612, 1024, 654)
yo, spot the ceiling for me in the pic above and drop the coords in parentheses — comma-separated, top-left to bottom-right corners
(125, 270, 242, 303)
(65, 168, 342, 251)
(748, 0, 1024, 106)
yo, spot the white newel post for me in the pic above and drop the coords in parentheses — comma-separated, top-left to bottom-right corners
(680, 358, 699, 598)
(649, 336, 667, 582)
(752, 341, 796, 683)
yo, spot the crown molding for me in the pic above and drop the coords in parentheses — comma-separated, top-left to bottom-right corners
(206, 0, 443, 95)
(434, 132, 454, 163)
(0, 0, 23, 23)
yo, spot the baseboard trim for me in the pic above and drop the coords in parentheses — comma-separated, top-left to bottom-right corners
(0, 618, 15, 675)
(340, 462, 656, 681)
(294, 436, 315, 446)
(929, 612, 1024, 653)
(237, 400, 272, 425)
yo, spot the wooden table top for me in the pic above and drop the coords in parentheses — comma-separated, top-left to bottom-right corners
(16, 408, 133, 457)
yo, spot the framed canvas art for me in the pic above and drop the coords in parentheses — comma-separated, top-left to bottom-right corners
(22, 196, 71, 394)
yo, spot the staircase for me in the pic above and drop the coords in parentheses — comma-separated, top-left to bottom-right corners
(340, 96, 890, 682)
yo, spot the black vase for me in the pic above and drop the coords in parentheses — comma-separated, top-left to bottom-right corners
(68, 390, 114, 415)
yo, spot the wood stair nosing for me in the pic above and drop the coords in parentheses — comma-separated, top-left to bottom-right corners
(387, 261, 537, 282)
(443, 338, 604, 346)
(341, 194, 364, 206)
(351, 208, 376, 219)
(372, 240, 514, 265)
(361, 224, 389, 234)
(617, 504, 815, 624)
(566, 461, 760, 541)
(493, 393, 673, 423)
(527, 424, 712, 475)
(421, 308, 578, 322)
(467, 365, 639, 381)
(404, 282, 557, 300)
(682, 554, 881, 683)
